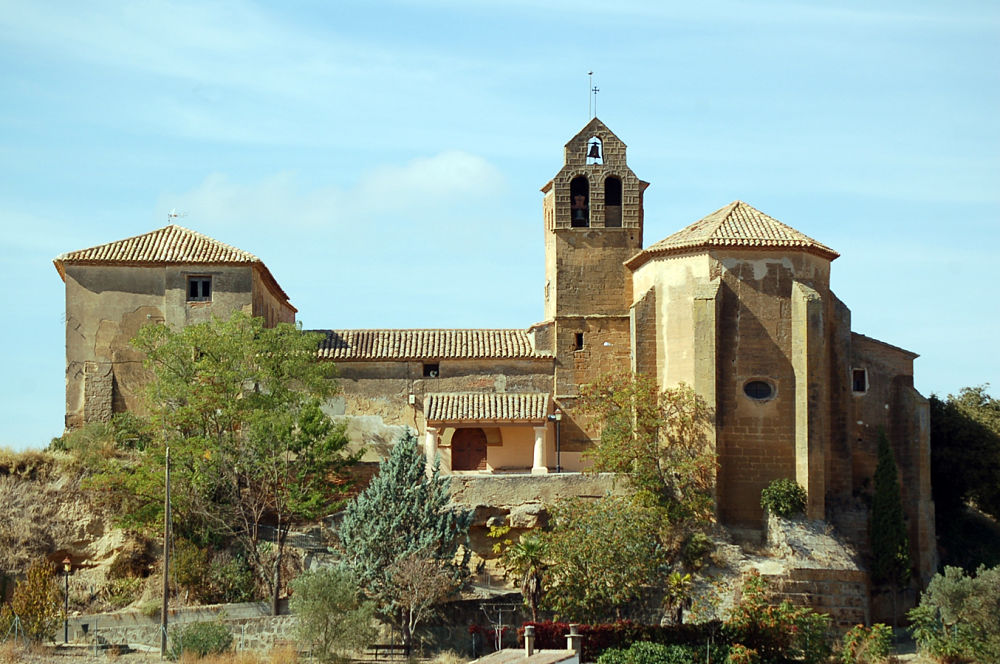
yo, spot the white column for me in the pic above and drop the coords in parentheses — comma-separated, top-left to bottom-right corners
(424, 426, 440, 476)
(532, 425, 549, 474)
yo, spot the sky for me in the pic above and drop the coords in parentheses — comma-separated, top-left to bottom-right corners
(1, 0, 997, 450)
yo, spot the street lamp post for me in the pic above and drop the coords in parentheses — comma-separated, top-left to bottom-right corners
(62, 556, 71, 644)
(547, 411, 563, 472)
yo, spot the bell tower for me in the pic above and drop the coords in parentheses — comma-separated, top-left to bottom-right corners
(541, 118, 647, 399)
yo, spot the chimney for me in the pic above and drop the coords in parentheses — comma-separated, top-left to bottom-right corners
(524, 624, 535, 657)
(566, 624, 582, 656)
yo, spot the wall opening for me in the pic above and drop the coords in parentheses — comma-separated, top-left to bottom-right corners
(423, 362, 440, 378)
(586, 136, 603, 165)
(187, 276, 212, 302)
(604, 176, 622, 227)
(570, 176, 589, 227)
(574, 332, 584, 350)
(743, 379, 775, 401)
(852, 368, 868, 393)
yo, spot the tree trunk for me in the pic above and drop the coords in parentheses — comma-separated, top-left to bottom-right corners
(271, 526, 286, 616)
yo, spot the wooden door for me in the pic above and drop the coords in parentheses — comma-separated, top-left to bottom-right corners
(451, 428, 488, 471)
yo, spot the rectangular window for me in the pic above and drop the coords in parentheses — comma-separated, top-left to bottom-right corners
(852, 368, 868, 393)
(574, 333, 585, 350)
(423, 363, 439, 378)
(187, 276, 212, 302)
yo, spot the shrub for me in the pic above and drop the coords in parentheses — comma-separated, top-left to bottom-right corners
(680, 532, 715, 570)
(908, 564, 1000, 663)
(103, 577, 144, 609)
(521, 621, 725, 663)
(726, 644, 760, 664)
(168, 621, 232, 660)
(290, 567, 374, 663)
(598, 641, 701, 664)
(840, 623, 892, 664)
(760, 479, 807, 517)
(724, 570, 831, 664)
(0, 559, 62, 642)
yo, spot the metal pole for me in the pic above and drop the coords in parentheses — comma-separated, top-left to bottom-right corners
(160, 445, 171, 657)
(64, 568, 69, 643)
(555, 416, 562, 473)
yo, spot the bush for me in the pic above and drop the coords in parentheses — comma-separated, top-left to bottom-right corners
(173, 539, 260, 604)
(521, 621, 725, 663)
(103, 577, 143, 609)
(760, 479, 807, 517)
(724, 570, 831, 664)
(598, 641, 702, 664)
(840, 623, 892, 664)
(168, 621, 232, 660)
(908, 564, 1000, 663)
(680, 532, 715, 570)
(0, 559, 62, 642)
(290, 567, 374, 663)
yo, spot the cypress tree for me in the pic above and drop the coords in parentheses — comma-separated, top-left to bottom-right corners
(339, 432, 473, 644)
(871, 428, 911, 624)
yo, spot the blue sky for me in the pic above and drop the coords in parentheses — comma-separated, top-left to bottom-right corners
(1, 0, 997, 450)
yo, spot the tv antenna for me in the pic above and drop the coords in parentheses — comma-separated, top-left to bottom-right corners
(167, 208, 187, 223)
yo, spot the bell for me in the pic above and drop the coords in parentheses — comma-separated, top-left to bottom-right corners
(587, 142, 601, 160)
(574, 208, 586, 221)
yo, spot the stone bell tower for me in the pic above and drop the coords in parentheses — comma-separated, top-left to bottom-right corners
(540, 118, 648, 399)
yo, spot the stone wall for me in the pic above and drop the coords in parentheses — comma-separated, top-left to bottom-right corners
(766, 568, 870, 630)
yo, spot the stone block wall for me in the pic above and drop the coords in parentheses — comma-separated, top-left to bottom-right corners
(766, 568, 870, 630)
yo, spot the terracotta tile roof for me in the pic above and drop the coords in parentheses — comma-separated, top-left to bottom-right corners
(315, 329, 549, 361)
(424, 392, 550, 423)
(56, 225, 260, 265)
(54, 225, 292, 304)
(626, 201, 839, 269)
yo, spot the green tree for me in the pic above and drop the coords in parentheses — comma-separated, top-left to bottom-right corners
(101, 312, 357, 614)
(870, 429, 910, 626)
(930, 386, 1000, 520)
(339, 433, 472, 646)
(908, 564, 1000, 664)
(539, 494, 668, 622)
(0, 559, 62, 643)
(579, 374, 715, 525)
(498, 533, 547, 621)
(290, 567, 375, 664)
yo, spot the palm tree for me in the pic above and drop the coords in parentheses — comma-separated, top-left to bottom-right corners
(502, 534, 547, 621)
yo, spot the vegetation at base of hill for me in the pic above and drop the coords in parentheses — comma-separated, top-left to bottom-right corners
(839, 623, 893, 664)
(168, 621, 233, 660)
(909, 564, 1000, 664)
(0, 559, 62, 643)
(71, 312, 360, 614)
(578, 374, 715, 527)
(760, 479, 806, 517)
(339, 433, 472, 647)
(290, 567, 374, 664)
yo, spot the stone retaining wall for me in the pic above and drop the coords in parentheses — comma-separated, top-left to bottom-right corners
(766, 568, 870, 630)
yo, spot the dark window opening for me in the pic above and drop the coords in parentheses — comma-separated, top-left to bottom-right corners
(423, 363, 440, 378)
(574, 333, 584, 350)
(604, 176, 622, 227)
(187, 276, 212, 302)
(852, 369, 867, 393)
(570, 176, 589, 227)
(744, 380, 774, 401)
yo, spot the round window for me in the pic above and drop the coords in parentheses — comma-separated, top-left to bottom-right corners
(744, 380, 774, 401)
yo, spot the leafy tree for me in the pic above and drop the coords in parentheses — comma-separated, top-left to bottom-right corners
(908, 564, 1000, 664)
(290, 567, 374, 663)
(579, 374, 715, 526)
(339, 433, 472, 646)
(98, 312, 357, 614)
(539, 495, 668, 622)
(870, 429, 910, 626)
(930, 386, 1000, 521)
(0, 559, 62, 643)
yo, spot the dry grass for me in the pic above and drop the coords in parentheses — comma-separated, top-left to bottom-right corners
(427, 650, 469, 664)
(0, 447, 55, 480)
(176, 647, 299, 664)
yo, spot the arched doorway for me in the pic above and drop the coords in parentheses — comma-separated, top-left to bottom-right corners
(452, 428, 488, 471)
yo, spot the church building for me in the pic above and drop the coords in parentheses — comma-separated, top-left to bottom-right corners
(55, 118, 937, 587)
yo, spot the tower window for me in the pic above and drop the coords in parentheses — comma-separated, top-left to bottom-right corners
(574, 333, 584, 350)
(852, 368, 868, 393)
(570, 176, 589, 227)
(604, 176, 622, 227)
(586, 136, 603, 165)
(743, 379, 775, 401)
(423, 363, 440, 378)
(187, 276, 212, 302)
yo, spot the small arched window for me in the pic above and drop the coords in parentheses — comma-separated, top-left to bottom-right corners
(604, 176, 622, 227)
(570, 176, 589, 227)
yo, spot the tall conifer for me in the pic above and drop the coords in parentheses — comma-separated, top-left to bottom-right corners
(871, 428, 911, 624)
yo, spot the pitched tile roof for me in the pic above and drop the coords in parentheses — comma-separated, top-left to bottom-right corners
(626, 201, 839, 269)
(54, 225, 292, 304)
(56, 225, 260, 265)
(315, 329, 549, 361)
(425, 392, 550, 423)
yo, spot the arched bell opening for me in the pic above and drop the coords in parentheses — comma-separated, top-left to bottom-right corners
(604, 175, 622, 227)
(586, 136, 603, 165)
(570, 175, 590, 228)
